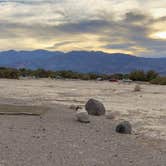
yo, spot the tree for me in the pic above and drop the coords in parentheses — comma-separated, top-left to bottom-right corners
(146, 70, 158, 81)
(129, 70, 146, 81)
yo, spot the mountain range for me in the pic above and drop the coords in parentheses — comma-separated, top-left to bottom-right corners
(0, 50, 166, 75)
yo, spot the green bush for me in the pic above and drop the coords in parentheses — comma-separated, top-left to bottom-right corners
(146, 70, 158, 81)
(150, 77, 166, 85)
(129, 70, 158, 82)
(0, 68, 19, 79)
(0, 67, 162, 83)
(129, 70, 146, 81)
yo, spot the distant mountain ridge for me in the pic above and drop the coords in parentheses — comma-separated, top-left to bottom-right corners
(0, 50, 166, 75)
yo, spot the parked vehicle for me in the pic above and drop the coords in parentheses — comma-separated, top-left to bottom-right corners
(109, 78, 119, 82)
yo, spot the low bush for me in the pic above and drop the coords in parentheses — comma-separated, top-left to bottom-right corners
(129, 70, 158, 82)
(0, 67, 163, 83)
(150, 77, 166, 85)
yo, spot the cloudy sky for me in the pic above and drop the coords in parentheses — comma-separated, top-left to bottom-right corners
(0, 0, 166, 57)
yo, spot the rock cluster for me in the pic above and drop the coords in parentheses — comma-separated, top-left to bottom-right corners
(74, 98, 132, 135)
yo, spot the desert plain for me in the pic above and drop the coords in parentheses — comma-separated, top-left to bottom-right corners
(0, 78, 166, 140)
(0, 78, 166, 165)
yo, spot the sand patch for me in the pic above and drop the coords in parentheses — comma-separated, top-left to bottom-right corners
(0, 104, 47, 116)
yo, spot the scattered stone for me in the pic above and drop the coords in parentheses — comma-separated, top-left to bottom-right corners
(105, 111, 120, 120)
(69, 105, 82, 111)
(116, 121, 132, 134)
(5, 145, 9, 149)
(75, 109, 90, 123)
(75, 105, 83, 111)
(134, 84, 141, 92)
(85, 98, 105, 116)
(96, 129, 100, 132)
(114, 154, 118, 158)
(42, 128, 46, 132)
(69, 104, 77, 110)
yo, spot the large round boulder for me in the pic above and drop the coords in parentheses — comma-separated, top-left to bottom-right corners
(75, 109, 90, 123)
(85, 99, 106, 116)
(116, 121, 132, 134)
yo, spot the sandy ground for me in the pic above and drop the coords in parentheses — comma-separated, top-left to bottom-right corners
(0, 78, 166, 140)
(0, 104, 166, 166)
(0, 78, 166, 165)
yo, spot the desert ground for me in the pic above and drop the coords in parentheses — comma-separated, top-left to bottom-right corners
(0, 78, 166, 165)
(0, 78, 166, 140)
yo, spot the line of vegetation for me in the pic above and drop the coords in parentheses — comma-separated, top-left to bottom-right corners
(0, 67, 165, 85)
(150, 77, 166, 85)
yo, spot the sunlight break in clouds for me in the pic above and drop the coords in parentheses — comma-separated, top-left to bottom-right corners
(0, 0, 165, 57)
(151, 32, 166, 40)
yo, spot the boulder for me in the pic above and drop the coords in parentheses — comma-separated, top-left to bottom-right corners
(75, 109, 90, 123)
(116, 121, 132, 134)
(85, 99, 105, 116)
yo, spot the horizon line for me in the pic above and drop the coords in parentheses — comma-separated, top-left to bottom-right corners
(0, 49, 165, 58)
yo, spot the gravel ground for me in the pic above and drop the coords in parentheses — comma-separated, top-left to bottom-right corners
(0, 78, 166, 140)
(0, 104, 166, 166)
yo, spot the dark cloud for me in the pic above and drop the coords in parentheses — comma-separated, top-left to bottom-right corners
(124, 11, 149, 23)
(57, 20, 110, 34)
(0, 1, 165, 57)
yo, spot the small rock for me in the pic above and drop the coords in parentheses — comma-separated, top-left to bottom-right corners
(5, 145, 9, 149)
(69, 104, 77, 110)
(114, 154, 118, 158)
(75, 109, 90, 123)
(116, 121, 132, 134)
(96, 129, 100, 132)
(69, 105, 82, 111)
(85, 98, 105, 116)
(42, 128, 46, 132)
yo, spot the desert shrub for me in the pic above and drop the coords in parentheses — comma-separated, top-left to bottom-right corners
(129, 70, 159, 82)
(123, 74, 129, 79)
(129, 70, 146, 81)
(110, 73, 124, 80)
(87, 73, 99, 80)
(80, 74, 91, 80)
(56, 70, 81, 79)
(32, 69, 50, 78)
(0, 67, 161, 82)
(146, 70, 158, 81)
(150, 77, 166, 85)
(19, 68, 34, 77)
(0, 68, 19, 79)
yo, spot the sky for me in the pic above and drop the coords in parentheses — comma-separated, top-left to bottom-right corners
(0, 0, 166, 57)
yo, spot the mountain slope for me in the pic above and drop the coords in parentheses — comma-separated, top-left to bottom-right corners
(0, 50, 166, 74)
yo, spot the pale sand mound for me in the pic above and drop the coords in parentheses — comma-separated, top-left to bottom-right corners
(0, 104, 166, 166)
